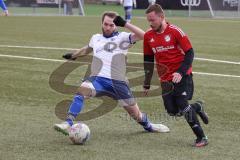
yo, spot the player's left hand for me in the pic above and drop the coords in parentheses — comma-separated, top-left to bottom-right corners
(62, 53, 77, 60)
(172, 72, 182, 83)
(113, 16, 127, 27)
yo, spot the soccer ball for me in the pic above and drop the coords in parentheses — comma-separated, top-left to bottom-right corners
(69, 122, 90, 145)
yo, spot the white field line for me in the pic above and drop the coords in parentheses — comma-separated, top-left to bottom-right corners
(192, 72, 240, 78)
(0, 44, 239, 65)
(0, 45, 76, 51)
(0, 54, 240, 78)
(128, 52, 240, 65)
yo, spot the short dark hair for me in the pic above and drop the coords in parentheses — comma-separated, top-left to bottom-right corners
(145, 4, 164, 15)
(102, 11, 118, 23)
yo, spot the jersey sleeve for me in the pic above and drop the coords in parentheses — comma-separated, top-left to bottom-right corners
(143, 33, 154, 56)
(173, 27, 192, 52)
(121, 32, 133, 44)
(88, 35, 95, 48)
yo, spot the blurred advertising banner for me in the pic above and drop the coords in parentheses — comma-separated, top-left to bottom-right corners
(136, 0, 239, 10)
(36, 0, 59, 4)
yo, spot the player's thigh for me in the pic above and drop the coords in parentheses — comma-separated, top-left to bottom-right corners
(76, 81, 96, 98)
(174, 95, 189, 112)
(186, 74, 194, 100)
(173, 74, 193, 100)
(162, 93, 179, 116)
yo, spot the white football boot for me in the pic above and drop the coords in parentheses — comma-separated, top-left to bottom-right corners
(150, 123, 170, 133)
(54, 122, 71, 136)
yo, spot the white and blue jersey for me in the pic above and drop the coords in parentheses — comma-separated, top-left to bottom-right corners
(83, 31, 136, 106)
(88, 31, 134, 81)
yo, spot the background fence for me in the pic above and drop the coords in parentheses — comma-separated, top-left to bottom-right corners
(3, 0, 240, 18)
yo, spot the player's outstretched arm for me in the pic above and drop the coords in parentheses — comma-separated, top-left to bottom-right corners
(63, 45, 93, 60)
(125, 23, 145, 41)
(113, 16, 145, 41)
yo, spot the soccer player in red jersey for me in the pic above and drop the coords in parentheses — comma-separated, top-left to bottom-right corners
(143, 4, 209, 147)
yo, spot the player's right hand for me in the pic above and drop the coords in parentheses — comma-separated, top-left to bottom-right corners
(143, 85, 150, 96)
(62, 53, 76, 60)
(113, 16, 127, 27)
(172, 72, 182, 83)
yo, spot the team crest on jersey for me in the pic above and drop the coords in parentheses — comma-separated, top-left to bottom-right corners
(164, 35, 171, 42)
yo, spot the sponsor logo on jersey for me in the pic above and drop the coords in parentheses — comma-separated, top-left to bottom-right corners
(152, 48, 157, 54)
(154, 45, 175, 52)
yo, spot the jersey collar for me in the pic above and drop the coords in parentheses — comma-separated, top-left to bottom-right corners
(103, 31, 119, 38)
(156, 22, 170, 34)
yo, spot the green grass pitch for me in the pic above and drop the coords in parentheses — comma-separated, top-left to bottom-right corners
(0, 5, 240, 160)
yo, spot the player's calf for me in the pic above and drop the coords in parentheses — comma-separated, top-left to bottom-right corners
(192, 101, 209, 124)
(54, 93, 86, 135)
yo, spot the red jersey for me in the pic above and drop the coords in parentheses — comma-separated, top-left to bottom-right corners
(144, 23, 192, 82)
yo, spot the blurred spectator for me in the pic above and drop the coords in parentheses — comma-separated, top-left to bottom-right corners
(63, 0, 74, 15)
(122, 0, 133, 22)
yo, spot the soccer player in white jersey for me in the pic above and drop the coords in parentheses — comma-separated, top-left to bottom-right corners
(122, 0, 133, 22)
(54, 11, 169, 135)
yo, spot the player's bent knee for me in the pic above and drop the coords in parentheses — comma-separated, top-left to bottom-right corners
(123, 102, 137, 109)
(164, 104, 180, 116)
(119, 98, 136, 107)
(76, 87, 89, 96)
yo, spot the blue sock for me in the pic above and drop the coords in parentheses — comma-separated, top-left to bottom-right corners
(138, 113, 153, 132)
(66, 94, 84, 126)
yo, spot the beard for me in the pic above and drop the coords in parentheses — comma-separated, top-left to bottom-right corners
(151, 23, 163, 32)
(102, 28, 115, 37)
